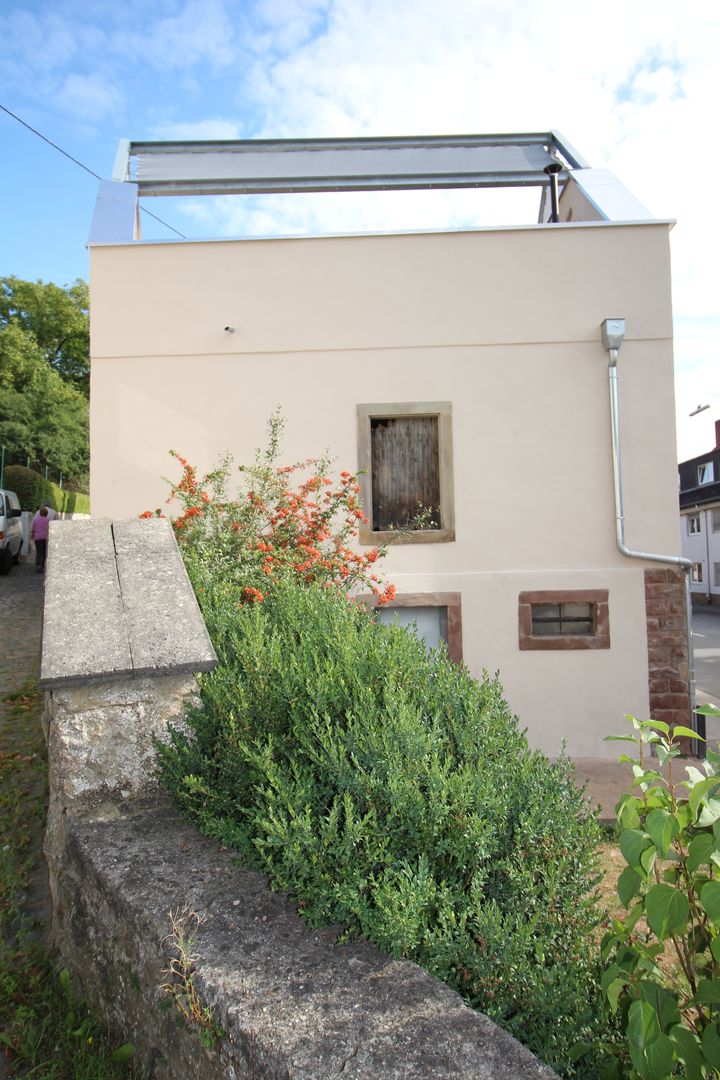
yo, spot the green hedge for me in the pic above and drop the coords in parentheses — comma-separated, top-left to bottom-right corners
(2, 465, 90, 515)
(157, 576, 606, 1076)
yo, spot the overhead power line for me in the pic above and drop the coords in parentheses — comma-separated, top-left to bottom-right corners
(0, 103, 186, 239)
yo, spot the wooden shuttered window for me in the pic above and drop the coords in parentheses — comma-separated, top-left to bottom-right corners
(370, 416, 441, 531)
(356, 402, 455, 545)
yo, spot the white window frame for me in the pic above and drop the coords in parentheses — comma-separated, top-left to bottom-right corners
(698, 462, 715, 486)
(692, 562, 703, 583)
(687, 514, 702, 535)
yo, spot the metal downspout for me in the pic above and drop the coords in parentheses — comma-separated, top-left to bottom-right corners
(606, 342, 697, 728)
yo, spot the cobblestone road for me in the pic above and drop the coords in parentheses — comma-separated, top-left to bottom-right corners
(0, 559, 44, 713)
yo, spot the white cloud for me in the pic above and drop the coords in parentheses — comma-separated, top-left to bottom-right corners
(111, 0, 238, 70)
(148, 118, 243, 140)
(250, 0, 328, 53)
(55, 72, 123, 122)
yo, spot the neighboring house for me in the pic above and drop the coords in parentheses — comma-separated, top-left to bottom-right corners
(679, 421, 720, 605)
(87, 132, 690, 757)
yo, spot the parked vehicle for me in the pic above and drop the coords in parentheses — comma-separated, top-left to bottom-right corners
(0, 489, 23, 573)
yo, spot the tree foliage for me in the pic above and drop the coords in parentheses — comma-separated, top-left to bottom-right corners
(0, 320, 89, 488)
(0, 276, 89, 395)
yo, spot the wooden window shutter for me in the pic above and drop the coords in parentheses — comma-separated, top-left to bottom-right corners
(370, 415, 441, 531)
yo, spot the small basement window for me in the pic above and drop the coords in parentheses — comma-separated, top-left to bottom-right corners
(518, 590, 610, 651)
(531, 602, 593, 636)
(357, 402, 455, 544)
(361, 591, 462, 664)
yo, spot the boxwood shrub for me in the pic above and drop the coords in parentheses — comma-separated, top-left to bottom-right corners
(157, 576, 605, 1076)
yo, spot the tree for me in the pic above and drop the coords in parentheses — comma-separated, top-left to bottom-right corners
(0, 276, 89, 395)
(0, 321, 89, 488)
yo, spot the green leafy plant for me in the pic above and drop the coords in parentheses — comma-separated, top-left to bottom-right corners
(591, 706, 720, 1079)
(157, 577, 604, 1076)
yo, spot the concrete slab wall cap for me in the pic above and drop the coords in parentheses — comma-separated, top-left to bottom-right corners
(39, 517, 217, 689)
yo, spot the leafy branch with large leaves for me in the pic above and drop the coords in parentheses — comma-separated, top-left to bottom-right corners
(591, 706, 720, 1079)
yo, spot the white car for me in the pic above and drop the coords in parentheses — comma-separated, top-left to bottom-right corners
(0, 489, 23, 573)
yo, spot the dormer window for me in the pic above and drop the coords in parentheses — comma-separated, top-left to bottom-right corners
(698, 462, 715, 485)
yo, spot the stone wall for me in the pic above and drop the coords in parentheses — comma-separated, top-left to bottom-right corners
(54, 801, 556, 1080)
(644, 567, 691, 735)
(41, 518, 558, 1079)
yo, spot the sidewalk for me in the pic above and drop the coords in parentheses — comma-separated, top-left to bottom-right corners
(0, 559, 44, 707)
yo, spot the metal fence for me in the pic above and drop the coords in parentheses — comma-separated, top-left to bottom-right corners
(0, 445, 67, 490)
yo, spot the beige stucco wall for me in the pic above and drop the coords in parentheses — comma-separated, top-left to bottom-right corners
(89, 222, 680, 757)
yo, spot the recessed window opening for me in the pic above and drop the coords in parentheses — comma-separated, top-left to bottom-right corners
(357, 402, 455, 545)
(531, 602, 594, 637)
(363, 591, 463, 663)
(692, 563, 703, 583)
(376, 605, 448, 653)
(698, 463, 715, 485)
(714, 563, 720, 588)
(518, 589, 610, 651)
(688, 514, 702, 535)
(370, 415, 441, 531)
(712, 509, 720, 533)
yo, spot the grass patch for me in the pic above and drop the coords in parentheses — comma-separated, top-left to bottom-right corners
(0, 678, 142, 1079)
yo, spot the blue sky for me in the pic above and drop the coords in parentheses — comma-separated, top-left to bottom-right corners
(1, 0, 719, 458)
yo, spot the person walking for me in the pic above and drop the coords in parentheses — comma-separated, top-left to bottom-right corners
(30, 506, 51, 573)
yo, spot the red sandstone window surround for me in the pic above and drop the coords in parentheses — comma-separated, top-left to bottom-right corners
(518, 590, 610, 651)
(360, 591, 463, 664)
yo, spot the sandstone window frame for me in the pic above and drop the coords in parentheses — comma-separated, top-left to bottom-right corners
(356, 401, 455, 545)
(518, 589, 610, 651)
(361, 591, 463, 663)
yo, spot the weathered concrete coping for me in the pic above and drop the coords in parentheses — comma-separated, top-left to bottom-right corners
(64, 802, 559, 1079)
(39, 518, 217, 689)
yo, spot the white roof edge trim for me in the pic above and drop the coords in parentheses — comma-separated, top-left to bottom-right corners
(87, 216, 675, 250)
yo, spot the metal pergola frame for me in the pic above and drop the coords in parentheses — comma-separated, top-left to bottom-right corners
(113, 131, 590, 203)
